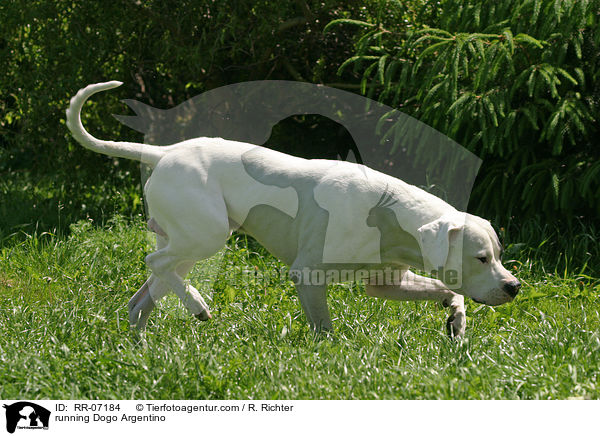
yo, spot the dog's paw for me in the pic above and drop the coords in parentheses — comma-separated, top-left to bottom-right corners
(194, 309, 212, 322)
(446, 310, 466, 338)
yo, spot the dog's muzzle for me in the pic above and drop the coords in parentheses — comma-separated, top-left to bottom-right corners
(503, 280, 521, 298)
(471, 279, 521, 305)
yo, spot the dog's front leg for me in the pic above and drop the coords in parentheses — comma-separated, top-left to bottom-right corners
(295, 282, 333, 333)
(441, 292, 466, 338)
(365, 270, 466, 337)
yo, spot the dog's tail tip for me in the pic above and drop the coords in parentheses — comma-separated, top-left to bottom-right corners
(67, 81, 123, 109)
(66, 80, 165, 166)
(104, 80, 123, 88)
(87, 80, 123, 94)
(94, 80, 123, 88)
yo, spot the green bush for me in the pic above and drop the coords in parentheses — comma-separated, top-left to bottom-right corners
(327, 0, 600, 223)
(0, 0, 358, 222)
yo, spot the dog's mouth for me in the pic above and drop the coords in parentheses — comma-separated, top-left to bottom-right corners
(471, 291, 514, 306)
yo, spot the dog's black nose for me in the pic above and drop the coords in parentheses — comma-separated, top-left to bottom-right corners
(503, 280, 521, 298)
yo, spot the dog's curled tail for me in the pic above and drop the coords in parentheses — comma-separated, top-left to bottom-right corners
(66, 81, 164, 166)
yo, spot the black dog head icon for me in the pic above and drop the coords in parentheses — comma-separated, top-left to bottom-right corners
(3, 402, 50, 434)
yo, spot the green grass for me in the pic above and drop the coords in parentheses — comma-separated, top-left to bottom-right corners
(0, 215, 599, 399)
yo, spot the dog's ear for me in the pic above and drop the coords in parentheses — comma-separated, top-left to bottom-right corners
(417, 212, 465, 286)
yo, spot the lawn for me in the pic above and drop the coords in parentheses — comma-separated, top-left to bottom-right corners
(0, 216, 598, 399)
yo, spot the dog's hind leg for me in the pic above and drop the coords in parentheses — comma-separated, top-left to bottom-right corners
(147, 217, 168, 238)
(365, 270, 466, 337)
(128, 277, 154, 328)
(139, 164, 231, 323)
(128, 232, 168, 329)
(129, 217, 217, 329)
(128, 261, 198, 329)
(144, 190, 230, 321)
(145, 250, 215, 318)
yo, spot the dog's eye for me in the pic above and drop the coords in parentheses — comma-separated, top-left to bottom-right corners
(477, 257, 488, 264)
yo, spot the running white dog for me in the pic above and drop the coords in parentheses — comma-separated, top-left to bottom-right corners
(66, 81, 520, 337)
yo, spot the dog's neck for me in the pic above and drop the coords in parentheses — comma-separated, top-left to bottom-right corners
(371, 210, 424, 269)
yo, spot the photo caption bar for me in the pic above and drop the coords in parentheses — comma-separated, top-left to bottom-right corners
(0, 400, 594, 435)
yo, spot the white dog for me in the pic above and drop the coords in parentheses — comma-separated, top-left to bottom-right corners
(66, 81, 520, 337)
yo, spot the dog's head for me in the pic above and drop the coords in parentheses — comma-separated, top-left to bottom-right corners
(417, 212, 520, 305)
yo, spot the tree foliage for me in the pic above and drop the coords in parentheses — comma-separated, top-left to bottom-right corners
(0, 0, 360, 222)
(328, 0, 600, 223)
(0, 0, 598, 233)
